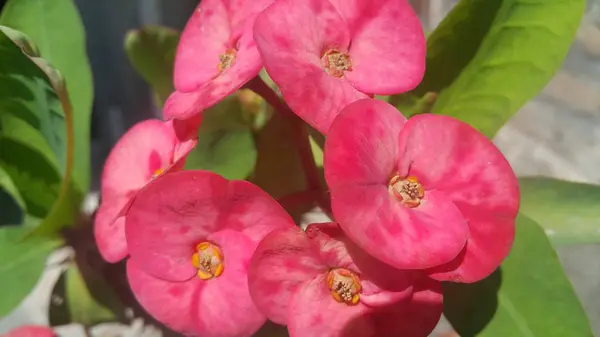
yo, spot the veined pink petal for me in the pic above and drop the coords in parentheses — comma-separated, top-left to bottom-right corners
(94, 198, 128, 263)
(164, 32, 264, 120)
(3, 326, 55, 337)
(248, 227, 325, 325)
(174, 0, 231, 92)
(328, 0, 426, 94)
(195, 229, 266, 337)
(126, 170, 292, 282)
(126, 260, 200, 336)
(397, 114, 519, 282)
(254, 0, 366, 133)
(325, 101, 468, 269)
(100, 119, 177, 201)
(324, 99, 406, 187)
(288, 275, 374, 337)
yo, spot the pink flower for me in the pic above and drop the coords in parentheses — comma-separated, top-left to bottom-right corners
(324, 99, 520, 283)
(253, 0, 426, 134)
(248, 223, 443, 337)
(2, 326, 54, 337)
(94, 117, 200, 263)
(125, 170, 295, 337)
(163, 0, 273, 121)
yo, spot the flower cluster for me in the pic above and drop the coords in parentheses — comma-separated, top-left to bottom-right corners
(95, 0, 519, 336)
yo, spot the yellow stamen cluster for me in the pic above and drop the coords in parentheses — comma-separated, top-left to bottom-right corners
(389, 175, 425, 208)
(327, 268, 362, 305)
(192, 242, 224, 280)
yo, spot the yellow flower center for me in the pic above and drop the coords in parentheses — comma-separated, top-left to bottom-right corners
(191, 242, 224, 280)
(322, 49, 352, 78)
(389, 175, 424, 208)
(218, 49, 237, 72)
(327, 268, 361, 305)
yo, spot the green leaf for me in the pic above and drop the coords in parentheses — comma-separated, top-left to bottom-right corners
(64, 262, 119, 325)
(444, 214, 593, 336)
(124, 25, 180, 105)
(402, 0, 584, 138)
(185, 96, 257, 180)
(1, 0, 94, 194)
(0, 29, 66, 172)
(0, 226, 61, 317)
(519, 177, 600, 245)
(0, 165, 25, 225)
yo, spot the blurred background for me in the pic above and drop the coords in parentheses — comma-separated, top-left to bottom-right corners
(1, 0, 599, 335)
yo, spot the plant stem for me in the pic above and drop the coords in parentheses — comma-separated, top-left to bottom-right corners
(246, 76, 324, 202)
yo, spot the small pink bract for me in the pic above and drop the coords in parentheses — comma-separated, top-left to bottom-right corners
(94, 117, 200, 263)
(163, 0, 273, 121)
(324, 99, 520, 283)
(2, 326, 54, 337)
(248, 223, 442, 337)
(125, 170, 295, 337)
(253, 0, 426, 133)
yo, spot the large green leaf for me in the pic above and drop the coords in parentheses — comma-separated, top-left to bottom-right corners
(185, 96, 257, 180)
(1, 0, 94, 194)
(398, 0, 584, 138)
(0, 226, 61, 317)
(519, 177, 600, 245)
(444, 214, 592, 336)
(0, 29, 66, 173)
(124, 25, 180, 105)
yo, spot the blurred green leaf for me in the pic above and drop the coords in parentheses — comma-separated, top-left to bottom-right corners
(65, 262, 119, 325)
(251, 112, 306, 199)
(124, 25, 180, 105)
(444, 214, 592, 336)
(398, 0, 584, 138)
(1, 0, 94, 195)
(185, 96, 257, 180)
(0, 165, 25, 225)
(519, 177, 600, 245)
(0, 226, 61, 317)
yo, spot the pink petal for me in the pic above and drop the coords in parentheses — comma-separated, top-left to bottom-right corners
(126, 171, 292, 282)
(126, 260, 200, 336)
(195, 229, 266, 337)
(328, 0, 426, 94)
(288, 275, 374, 337)
(248, 223, 413, 326)
(324, 99, 406, 188)
(94, 198, 128, 263)
(164, 33, 264, 120)
(174, 0, 231, 92)
(248, 227, 325, 325)
(254, 0, 367, 134)
(170, 114, 202, 161)
(331, 185, 468, 269)
(371, 275, 443, 337)
(325, 101, 468, 269)
(100, 119, 177, 201)
(397, 114, 520, 282)
(3, 326, 55, 337)
(126, 171, 228, 281)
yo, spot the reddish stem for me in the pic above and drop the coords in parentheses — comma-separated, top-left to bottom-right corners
(245, 77, 324, 203)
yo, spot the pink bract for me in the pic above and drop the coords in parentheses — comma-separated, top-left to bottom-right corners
(248, 223, 442, 337)
(253, 0, 425, 133)
(163, 0, 273, 121)
(2, 326, 55, 337)
(324, 99, 520, 283)
(94, 117, 200, 263)
(125, 170, 295, 337)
